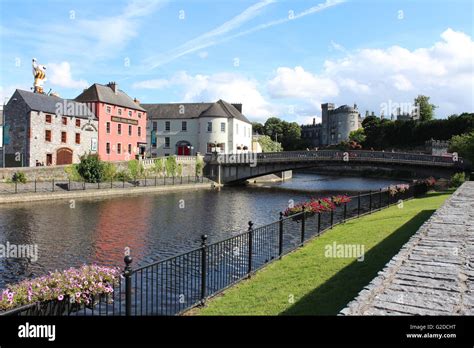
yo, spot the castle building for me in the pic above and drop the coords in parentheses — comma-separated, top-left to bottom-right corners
(301, 103, 362, 147)
(142, 100, 252, 156)
(3, 89, 98, 167)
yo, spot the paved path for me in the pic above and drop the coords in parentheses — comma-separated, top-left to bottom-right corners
(341, 182, 474, 315)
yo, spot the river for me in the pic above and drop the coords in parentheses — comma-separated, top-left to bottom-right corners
(0, 173, 404, 287)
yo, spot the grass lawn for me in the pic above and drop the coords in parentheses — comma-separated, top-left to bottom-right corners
(190, 191, 452, 316)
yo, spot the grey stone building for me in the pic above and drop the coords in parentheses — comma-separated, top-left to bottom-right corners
(3, 89, 98, 167)
(301, 103, 362, 147)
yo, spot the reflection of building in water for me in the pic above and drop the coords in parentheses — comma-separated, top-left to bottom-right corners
(92, 196, 153, 264)
(301, 103, 362, 147)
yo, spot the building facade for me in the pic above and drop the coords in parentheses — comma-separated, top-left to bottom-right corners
(75, 82, 147, 161)
(302, 103, 362, 147)
(3, 89, 98, 167)
(143, 100, 252, 156)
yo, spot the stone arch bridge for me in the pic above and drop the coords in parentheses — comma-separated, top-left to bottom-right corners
(203, 150, 467, 185)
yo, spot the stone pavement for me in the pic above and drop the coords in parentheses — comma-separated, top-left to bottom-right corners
(340, 182, 474, 315)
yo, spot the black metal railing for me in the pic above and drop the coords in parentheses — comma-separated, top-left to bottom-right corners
(1, 185, 415, 316)
(0, 175, 210, 195)
(204, 150, 463, 168)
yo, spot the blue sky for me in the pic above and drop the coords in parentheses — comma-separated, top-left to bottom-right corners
(1, 0, 473, 123)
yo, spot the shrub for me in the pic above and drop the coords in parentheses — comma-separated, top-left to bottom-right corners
(0, 265, 120, 311)
(64, 164, 82, 181)
(154, 158, 165, 176)
(102, 162, 117, 182)
(165, 156, 177, 177)
(177, 163, 183, 177)
(128, 159, 144, 180)
(77, 154, 104, 183)
(414, 177, 436, 196)
(115, 170, 131, 181)
(450, 172, 465, 188)
(195, 157, 204, 176)
(12, 172, 27, 184)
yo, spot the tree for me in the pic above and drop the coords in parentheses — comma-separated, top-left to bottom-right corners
(252, 122, 265, 135)
(414, 95, 436, 121)
(257, 135, 283, 152)
(280, 121, 302, 150)
(264, 117, 284, 142)
(449, 131, 474, 163)
(349, 128, 366, 144)
(77, 154, 104, 183)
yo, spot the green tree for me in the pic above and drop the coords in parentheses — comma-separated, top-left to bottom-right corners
(414, 95, 437, 121)
(264, 117, 285, 142)
(349, 128, 366, 144)
(165, 156, 178, 177)
(195, 157, 204, 176)
(449, 131, 474, 163)
(257, 135, 283, 152)
(252, 122, 265, 135)
(128, 159, 144, 180)
(77, 154, 104, 183)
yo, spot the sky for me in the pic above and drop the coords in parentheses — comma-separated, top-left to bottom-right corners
(0, 0, 473, 124)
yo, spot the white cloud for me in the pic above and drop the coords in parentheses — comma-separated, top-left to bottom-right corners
(48, 62, 88, 89)
(266, 28, 474, 117)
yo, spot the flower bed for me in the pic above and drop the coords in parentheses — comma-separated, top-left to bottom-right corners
(283, 196, 346, 217)
(0, 264, 121, 313)
(388, 184, 410, 197)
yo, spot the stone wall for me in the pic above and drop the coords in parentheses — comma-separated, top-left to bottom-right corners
(0, 157, 198, 181)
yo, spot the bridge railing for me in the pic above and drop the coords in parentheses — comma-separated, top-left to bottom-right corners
(206, 150, 462, 167)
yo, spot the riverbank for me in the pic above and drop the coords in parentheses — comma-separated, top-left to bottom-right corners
(187, 190, 453, 315)
(0, 182, 214, 204)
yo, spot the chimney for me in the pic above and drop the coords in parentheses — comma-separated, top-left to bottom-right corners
(108, 81, 118, 95)
(232, 103, 242, 113)
(134, 98, 140, 104)
(313, 118, 316, 125)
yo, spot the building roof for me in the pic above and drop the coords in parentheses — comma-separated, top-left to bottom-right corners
(75, 83, 146, 112)
(12, 89, 97, 119)
(142, 99, 251, 124)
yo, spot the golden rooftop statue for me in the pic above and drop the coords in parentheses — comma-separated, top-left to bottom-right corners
(32, 58, 47, 94)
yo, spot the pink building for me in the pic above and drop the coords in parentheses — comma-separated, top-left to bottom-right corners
(75, 82, 147, 161)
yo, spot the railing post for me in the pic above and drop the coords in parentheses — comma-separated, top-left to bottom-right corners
(110, 177, 113, 189)
(123, 177, 125, 188)
(52, 179, 55, 192)
(34, 179, 37, 193)
(379, 188, 382, 210)
(83, 179, 86, 190)
(357, 192, 361, 217)
(330, 200, 334, 229)
(343, 202, 347, 222)
(124, 254, 133, 316)
(15, 181, 17, 194)
(247, 221, 254, 275)
(318, 211, 321, 235)
(173, 176, 175, 185)
(387, 189, 391, 207)
(98, 180, 100, 190)
(155, 176, 157, 186)
(300, 212, 306, 245)
(200, 234, 208, 304)
(144, 175, 147, 187)
(68, 179, 71, 191)
(369, 190, 372, 213)
(278, 212, 284, 258)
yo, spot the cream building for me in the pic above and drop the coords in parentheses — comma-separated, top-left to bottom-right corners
(142, 100, 252, 156)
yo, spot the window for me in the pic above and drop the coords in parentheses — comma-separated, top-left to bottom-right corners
(128, 110, 132, 117)
(207, 122, 212, 132)
(128, 144, 132, 154)
(165, 121, 170, 131)
(118, 108, 122, 116)
(128, 125, 132, 136)
(62, 117, 67, 126)
(138, 127, 141, 137)
(106, 142, 110, 154)
(117, 143, 122, 154)
(45, 114, 52, 124)
(152, 122, 157, 132)
(45, 130, 51, 142)
(106, 106, 111, 114)
(164, 137, 170, 148)
(76, 119, 81, 127)
(221, 122, 225, 132)
(75, 133, 81, 144)
(118, 124, 122, 135)
(106, 122, 111, 134)
(182, 121, 187, 131)
(61, 131, 67, 143)
(138, 112, 142, 118)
